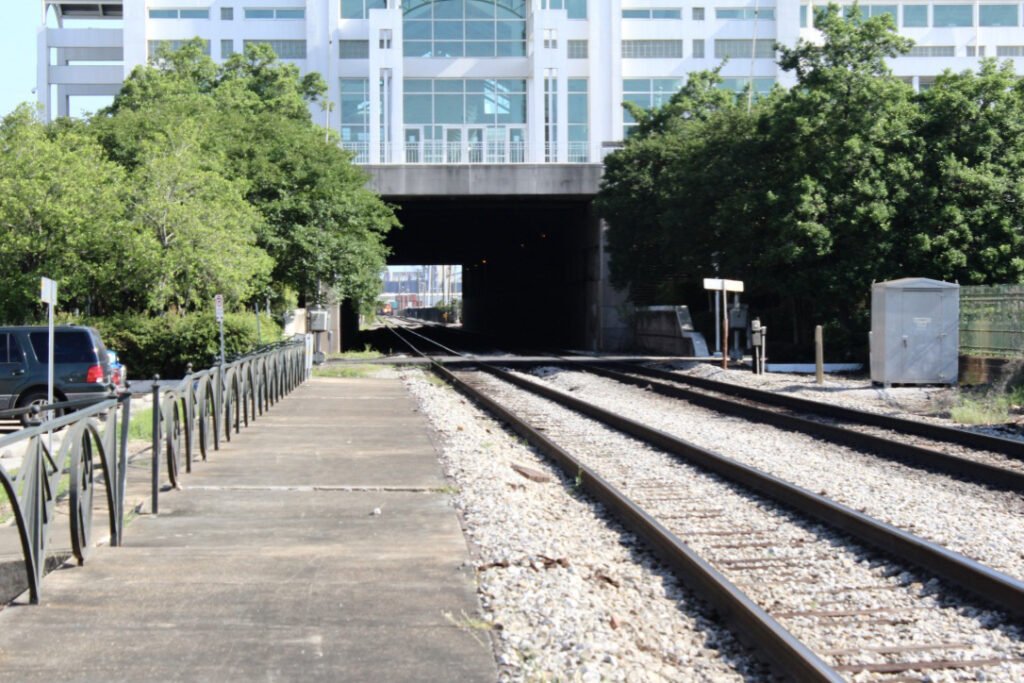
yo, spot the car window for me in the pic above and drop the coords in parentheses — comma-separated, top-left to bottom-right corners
(0, 334, 23, 364)
(29, 331, 98, 363)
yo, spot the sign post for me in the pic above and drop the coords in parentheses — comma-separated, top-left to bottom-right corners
(40, 277, 57, 449)
(703, 278, 744, 370)
(214, 294, 225, 367)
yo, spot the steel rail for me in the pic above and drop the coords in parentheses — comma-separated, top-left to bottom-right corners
(611, 362, 1024, 460)
(470, 362, 1024, 619)
(380, 324, 842, 681)
(579, 364, 1024, 493)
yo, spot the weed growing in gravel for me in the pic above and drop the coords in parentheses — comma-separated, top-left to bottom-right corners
(950, 385, 1024, 425)
(424, 372, 447, 387)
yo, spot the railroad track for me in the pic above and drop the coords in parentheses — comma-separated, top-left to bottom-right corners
(384, 323, 1024, 681)
(571, 363, 1024, 493)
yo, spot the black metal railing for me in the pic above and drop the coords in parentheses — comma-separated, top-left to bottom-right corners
(0, 338, 310, 603)
(0, 397, 129, 604)
(149, 339, 309, 513)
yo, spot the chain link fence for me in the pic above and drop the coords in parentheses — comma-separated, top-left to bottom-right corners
(960, 285, 1024, 357)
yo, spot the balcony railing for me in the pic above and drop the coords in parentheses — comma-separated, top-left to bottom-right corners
(342, 140, 598, 164)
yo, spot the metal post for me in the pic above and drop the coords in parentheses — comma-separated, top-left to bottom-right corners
(714, 291, 721, 354)
(151, 375, 160, 515)
(115, 393, 131, 546)
(721, 283, 729, 370)
(815, 325, 824, 385)
(255, 303, 262, 345)
(761, 326, 768, 375)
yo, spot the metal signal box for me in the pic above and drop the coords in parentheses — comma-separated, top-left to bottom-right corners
(308, 309, 329, 332)
(870, 278, 959, 385)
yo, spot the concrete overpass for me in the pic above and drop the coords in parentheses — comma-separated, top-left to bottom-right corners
(364, 164, 629, 351)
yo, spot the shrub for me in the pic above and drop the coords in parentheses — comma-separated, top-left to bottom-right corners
(83, 311, 282, 379)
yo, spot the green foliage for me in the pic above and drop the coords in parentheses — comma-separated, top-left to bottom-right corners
(97, 39, 396, 309)
(597, 3, 1024, 359)
(0, 106, 131, 321)
(0, 38, 393, 359)
(85, 311, 281, 378)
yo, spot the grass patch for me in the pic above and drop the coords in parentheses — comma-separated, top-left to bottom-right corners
(314, 364, 382, 379)
(424, 372, 447, 387)
(329, 345, 382, 360)
(950, 385, 1024, 425)
(125, 406, 154, 441)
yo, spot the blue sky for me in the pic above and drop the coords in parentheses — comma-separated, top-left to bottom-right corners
(0, 3, 42, 118)
(1, 5, 114, 119)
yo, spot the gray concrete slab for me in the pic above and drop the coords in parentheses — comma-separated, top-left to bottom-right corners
(0, 377, 496, 681)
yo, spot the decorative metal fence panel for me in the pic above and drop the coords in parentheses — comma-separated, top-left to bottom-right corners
(0, 337, 310, 603)
(960, 284, 1024, 357)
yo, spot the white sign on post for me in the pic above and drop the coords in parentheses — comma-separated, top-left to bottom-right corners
(702, 278, 744, 293)
(214, 294, 226, 367)
(703, 278, 744, 369)
(40, 277, 57, 305)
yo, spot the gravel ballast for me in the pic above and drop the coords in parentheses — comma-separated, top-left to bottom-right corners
(458, 367, 1024, 680)
(516, 366, 1024, 582)
(401, 369, 757, 681)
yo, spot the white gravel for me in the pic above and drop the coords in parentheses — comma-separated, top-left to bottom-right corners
(400, 368, 758, 682)
(515, 367, 1024, 583)
(460, 367, 1024, 681)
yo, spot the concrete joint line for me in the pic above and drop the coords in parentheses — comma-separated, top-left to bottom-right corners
(180, 485, 440, 493)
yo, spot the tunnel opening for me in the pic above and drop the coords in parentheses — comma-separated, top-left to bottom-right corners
(382, 196, 599, 349)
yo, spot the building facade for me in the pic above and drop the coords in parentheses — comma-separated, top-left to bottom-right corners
(39, 0, 1024, 154)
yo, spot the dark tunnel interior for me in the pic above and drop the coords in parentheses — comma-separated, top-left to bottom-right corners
(384, 197, 599, 348)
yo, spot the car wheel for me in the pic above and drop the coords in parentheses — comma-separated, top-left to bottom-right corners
(17, 390, 62, 428)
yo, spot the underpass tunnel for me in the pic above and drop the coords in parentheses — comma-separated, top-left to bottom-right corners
(384, 197, 601, 349)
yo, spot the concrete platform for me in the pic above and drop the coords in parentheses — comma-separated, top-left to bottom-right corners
(0, 377, 496, 681)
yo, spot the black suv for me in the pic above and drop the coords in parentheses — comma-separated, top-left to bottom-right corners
(0, 326, 115, 425)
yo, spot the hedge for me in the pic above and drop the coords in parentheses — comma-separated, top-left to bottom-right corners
(81, 312, 283, 380)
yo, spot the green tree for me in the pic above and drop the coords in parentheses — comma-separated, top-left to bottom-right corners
(598, 5, 937, 355)
(899, 60, 1024, 283)
(126, 121, 273, 311)
(97, 40, 396, 310)
(756, 4, 919, 344)
(0, 106, 134, 321)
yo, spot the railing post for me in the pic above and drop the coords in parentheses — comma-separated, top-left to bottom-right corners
(185, 363, 193, 473)
(114, 393, 131, 546)
(151, 375, 160, 515)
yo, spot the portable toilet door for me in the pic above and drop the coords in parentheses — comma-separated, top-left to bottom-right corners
(900, 287, 944, 382)
(897, 279, 959, 384)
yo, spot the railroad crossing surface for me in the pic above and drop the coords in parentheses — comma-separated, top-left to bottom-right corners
(0, 377, 496, 680)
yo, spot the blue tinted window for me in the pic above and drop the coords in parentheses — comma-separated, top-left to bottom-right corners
(933, 4, 972, 26)
(980, 4, 1017, 25)
(903, 4, 928, 26)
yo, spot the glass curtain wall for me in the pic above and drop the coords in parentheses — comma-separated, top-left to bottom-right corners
(341, 78, 371, 162)
(403, 0, 528, 57)
(622, 78, 680, 137)
(568, 79, 588, 162)
(403, 79, 527, 162)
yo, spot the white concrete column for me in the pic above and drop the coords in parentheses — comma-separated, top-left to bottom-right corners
(37, 26, 50, 119)
(369, 5, 403, 163)
(590, 0, 622, 149)
(122, 1, 147, 73)
(527, 4, 547, 163)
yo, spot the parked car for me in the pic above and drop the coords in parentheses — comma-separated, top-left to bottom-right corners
(0, 326, 115, 426)
(107, 349, 127, 393)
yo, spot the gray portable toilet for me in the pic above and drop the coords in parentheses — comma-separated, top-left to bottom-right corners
(870, 278, 959, 385)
